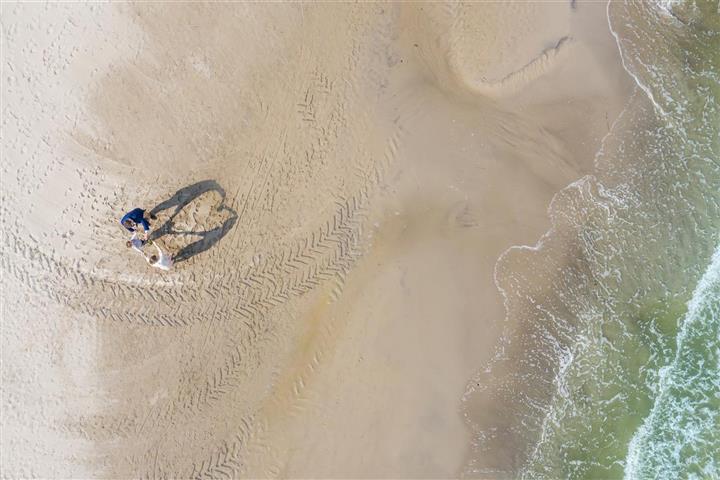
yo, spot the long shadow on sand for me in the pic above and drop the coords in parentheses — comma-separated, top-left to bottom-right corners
(148, 180, 238, 263)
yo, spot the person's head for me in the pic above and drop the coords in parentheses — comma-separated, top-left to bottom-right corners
(126, 240, 132, 248)
(150, 254, 158, 264)
(123, 219, 136, 229)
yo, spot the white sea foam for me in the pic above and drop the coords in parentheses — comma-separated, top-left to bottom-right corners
(624, 241, 720, 479)
(469, 0, 719, 476)
(606, 0, 667, 119)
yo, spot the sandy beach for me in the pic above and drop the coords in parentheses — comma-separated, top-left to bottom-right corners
(2, 1, 633, 477)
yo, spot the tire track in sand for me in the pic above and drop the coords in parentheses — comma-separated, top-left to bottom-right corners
(1, 190, 366, 328)
(3, 186, 369, 439)
(3, 4, 404, 476)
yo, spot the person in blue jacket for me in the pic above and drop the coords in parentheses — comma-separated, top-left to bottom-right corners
(120, 208, 155, 233)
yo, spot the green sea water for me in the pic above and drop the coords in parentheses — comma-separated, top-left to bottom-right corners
(475, 1, 720, 479)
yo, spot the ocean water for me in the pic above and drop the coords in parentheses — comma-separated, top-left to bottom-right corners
(468, 1, 720, 478)
(624, 244, 720, 479)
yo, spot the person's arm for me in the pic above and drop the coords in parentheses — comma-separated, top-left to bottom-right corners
(139, 218, 151, 232)
(120, 214, 135, 232)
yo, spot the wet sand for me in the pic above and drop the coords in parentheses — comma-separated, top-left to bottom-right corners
(1, 2, 631, 477)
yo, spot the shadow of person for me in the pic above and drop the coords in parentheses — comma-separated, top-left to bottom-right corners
(148, 180, 238, 263)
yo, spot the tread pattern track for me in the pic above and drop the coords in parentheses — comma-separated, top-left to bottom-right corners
(1, 190, 366, 328)
(5, 187, 368, 443)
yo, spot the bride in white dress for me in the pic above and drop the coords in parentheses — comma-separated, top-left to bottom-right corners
(144, 242, 174, 271)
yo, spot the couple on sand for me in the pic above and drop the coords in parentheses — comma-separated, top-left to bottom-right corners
(120, 208, 174, 270)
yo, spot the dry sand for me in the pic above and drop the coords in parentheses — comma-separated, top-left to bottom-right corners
(1, 2, 631, 478)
